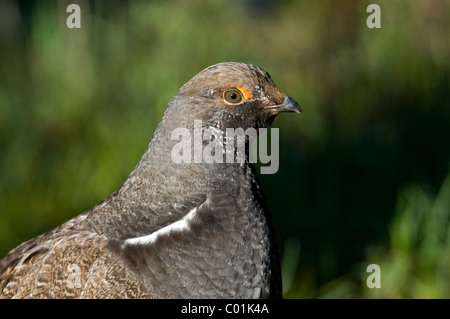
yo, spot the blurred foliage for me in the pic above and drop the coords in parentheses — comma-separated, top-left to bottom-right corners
(284, 173, 450, 298)
(364, 174, 450, 298)
(0, 0, 449, 298)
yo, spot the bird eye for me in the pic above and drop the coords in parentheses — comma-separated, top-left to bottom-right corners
(223, 89, 243, 104)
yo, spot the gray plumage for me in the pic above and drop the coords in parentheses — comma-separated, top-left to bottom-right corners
(0, 62, 301, 298)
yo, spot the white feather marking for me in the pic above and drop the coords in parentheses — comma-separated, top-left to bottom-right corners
(123, 207, 198, 247)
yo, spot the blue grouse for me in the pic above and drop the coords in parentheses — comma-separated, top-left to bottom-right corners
(0, 62, 301, 298)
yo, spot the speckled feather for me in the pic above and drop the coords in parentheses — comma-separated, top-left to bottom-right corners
(0, 62, 299, 299)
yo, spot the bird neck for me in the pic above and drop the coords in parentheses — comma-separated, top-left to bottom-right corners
(118, 114, 259, 204)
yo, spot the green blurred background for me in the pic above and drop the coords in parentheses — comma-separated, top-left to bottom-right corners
(0, 0, 449, 298)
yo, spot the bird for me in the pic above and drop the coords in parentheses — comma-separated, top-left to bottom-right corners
(0, 62, 301, 299)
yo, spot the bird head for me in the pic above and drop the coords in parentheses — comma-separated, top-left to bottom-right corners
(166, 62, 301, 131)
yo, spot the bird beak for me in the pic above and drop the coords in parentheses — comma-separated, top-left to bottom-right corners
(266, 95, 302, 114)
(280, 96, 302, 114)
